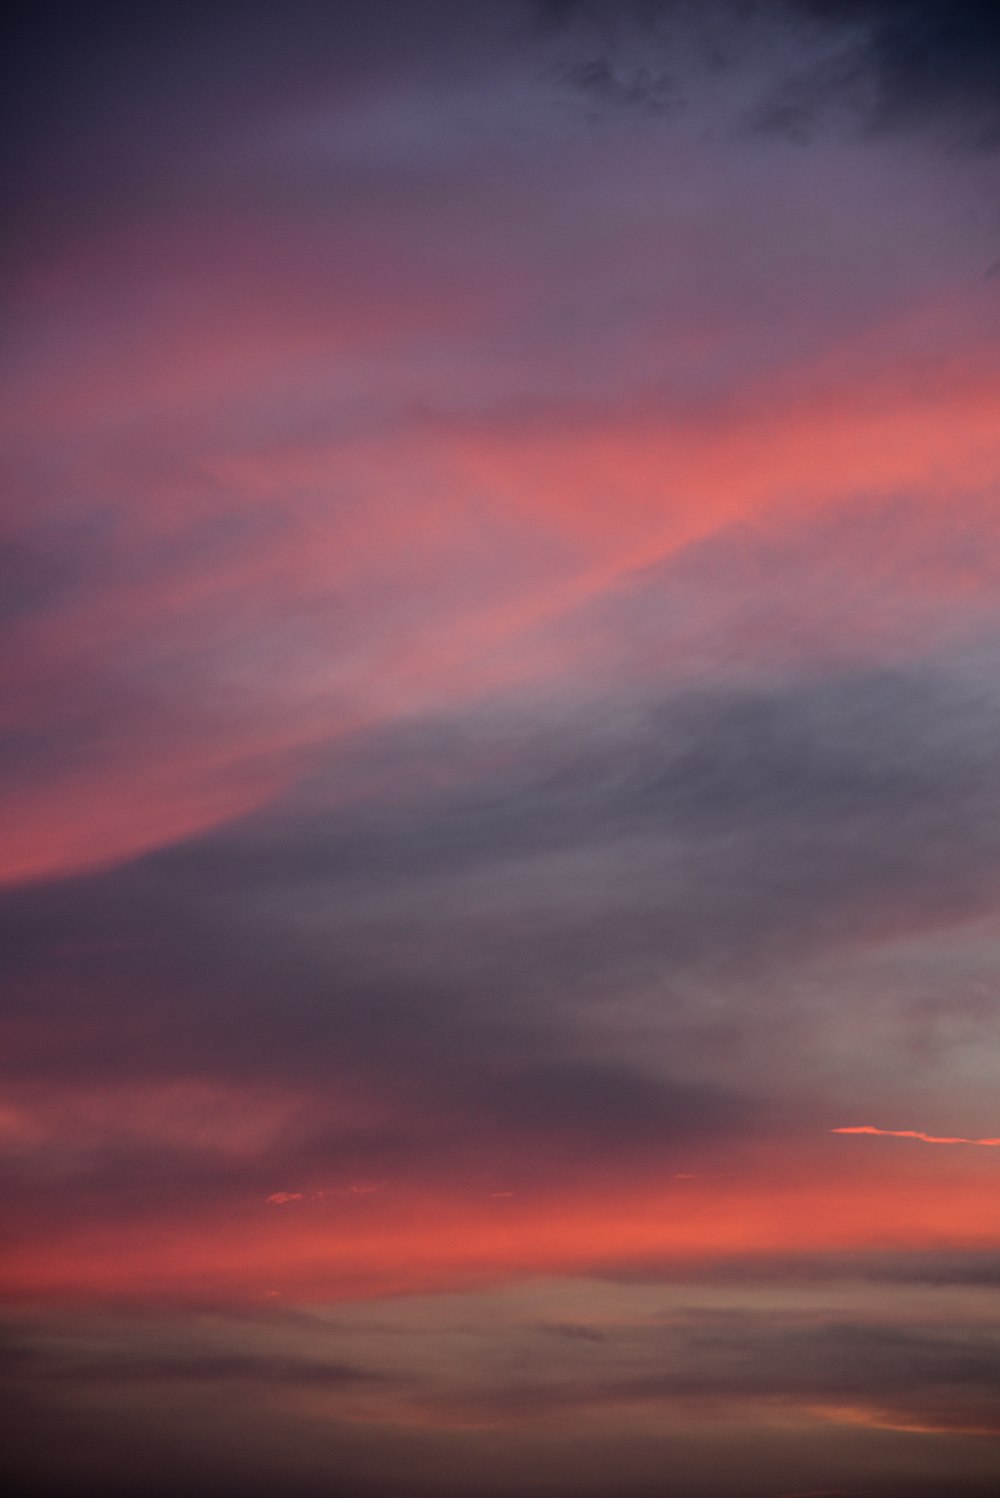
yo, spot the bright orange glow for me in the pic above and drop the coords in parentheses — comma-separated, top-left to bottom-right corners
(4, 1162, 999, 1307)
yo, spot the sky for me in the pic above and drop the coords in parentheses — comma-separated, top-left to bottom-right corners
(2, 2, 1000, 1495)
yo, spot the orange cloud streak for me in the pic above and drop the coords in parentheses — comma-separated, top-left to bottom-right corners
(809, 1403, 1000, 1438)
(832, 1126, 1000, 1147)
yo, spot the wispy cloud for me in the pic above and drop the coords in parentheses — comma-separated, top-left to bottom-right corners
(832, 1126, 1000, 1148)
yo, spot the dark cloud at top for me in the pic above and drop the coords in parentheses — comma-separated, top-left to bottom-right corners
(1, 0, 518, 262)
(535, 0, 1000, 141)
(793, 1, 1000, 133)
(7, 0, 1000, 229)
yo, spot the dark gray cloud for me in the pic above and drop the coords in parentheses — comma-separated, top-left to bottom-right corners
(6, 657, 1000, 1067)
(2, 0, 521, 275)
(745, 1, 1000, 146)
(5, 1299, 1000, 1498)
(619, 1313, 1000, 1408)
(10, 0, 999, 243)
(595, 1247, 1000, 1288)
(534, 0, 1000, 142)
(130, 658, 1000, 989)
(3, 1341, 378, 1392)
(790, 1, 1000, 138)
(3, 652, 999, 1226)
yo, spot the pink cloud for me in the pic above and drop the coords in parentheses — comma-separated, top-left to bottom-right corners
(832, 1125, 1000, 1148)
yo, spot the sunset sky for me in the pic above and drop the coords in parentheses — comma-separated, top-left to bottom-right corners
(3, 4, 1000, 1496)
